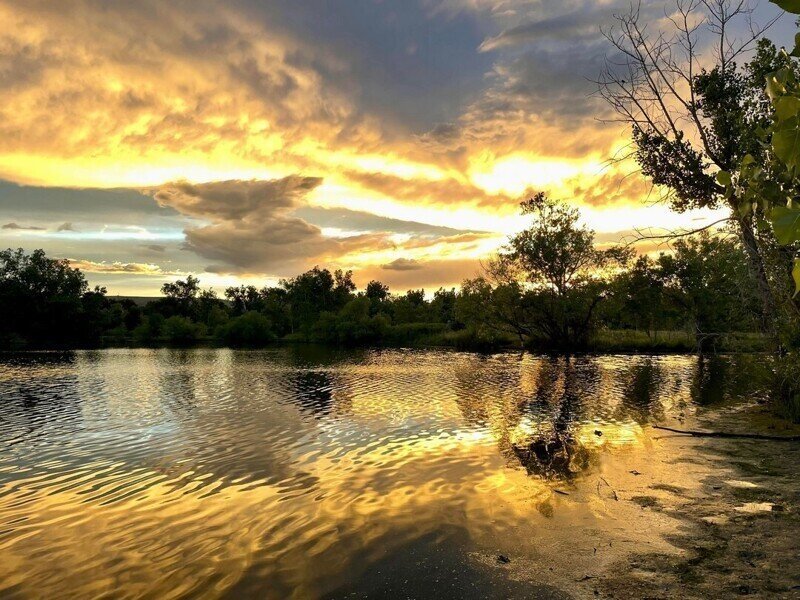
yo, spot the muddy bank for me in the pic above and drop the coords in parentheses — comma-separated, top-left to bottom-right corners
(592, 406, 800, 599)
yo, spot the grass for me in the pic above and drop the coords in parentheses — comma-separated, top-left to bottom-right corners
(588, 329, 770, 353)
(95, 327, 770, 354)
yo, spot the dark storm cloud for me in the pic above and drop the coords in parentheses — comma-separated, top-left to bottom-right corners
(235, 0, 494, 131)
(150, 177, 397, 274)
(151, 177, 323, 221)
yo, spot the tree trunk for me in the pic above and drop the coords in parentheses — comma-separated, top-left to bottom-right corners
(735, 214, 779, 345)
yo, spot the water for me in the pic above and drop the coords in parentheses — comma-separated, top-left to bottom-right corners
(0, 348, 772, 599)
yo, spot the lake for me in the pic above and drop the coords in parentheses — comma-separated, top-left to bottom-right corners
(1, 347, 796, 599)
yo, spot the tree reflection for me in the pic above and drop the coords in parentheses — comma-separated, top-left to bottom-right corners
(158, 350, 198, 415)
(291, 369, 335, 415)
(509, 358, 600, 479)
(0, 352, 83, 452)
(453, 356, 606, 480)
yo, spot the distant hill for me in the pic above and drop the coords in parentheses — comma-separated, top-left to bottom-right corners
(110, 296, 159, 306)
(109, 296, 232, 307)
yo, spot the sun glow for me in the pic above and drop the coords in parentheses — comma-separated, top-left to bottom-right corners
(469, 153, 606, 197)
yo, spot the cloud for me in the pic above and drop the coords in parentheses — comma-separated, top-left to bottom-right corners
(0, 0, 780, 295)
(151, 177, 394, 274)
(382, 257, 424, 271)
(2, 222, 44, 231)
(295, 206, 484, 236)
(342, 170, 513, 208)
(479, 5, 620, 51)
(57, 222, 76, 231)
(67, 259, 174, 275)
(140, 244, 166, 253)
(151, 176, 323, 220)
(358, 257, 482, 290)
(571, 169, 655, 208)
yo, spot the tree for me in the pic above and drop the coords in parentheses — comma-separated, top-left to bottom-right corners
(365, 280, 389, 301)
(0, 248, 91, 345)
(455, 276, 533, 344)
(597, 0, 795, 338)
(487, 194, 630, 348)
(431, 288, 459, 327)
(391, 289, 430, 324)
(163, 315, 205, 344)
(606, 255, 673, 336)
(657, 233, 760, 350)
(216, 312, 275, 346)
(161, 275, 200, 301)
(225, 285, 263, 314)
(281, 267, 355, 336)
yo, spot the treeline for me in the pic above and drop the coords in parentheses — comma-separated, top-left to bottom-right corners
(0, 197, 779, 352)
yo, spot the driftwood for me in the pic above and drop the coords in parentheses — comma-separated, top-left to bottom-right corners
(653, 425, 800, 442)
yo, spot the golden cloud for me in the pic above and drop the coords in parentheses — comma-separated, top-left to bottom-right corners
(67, 259, 175, 276)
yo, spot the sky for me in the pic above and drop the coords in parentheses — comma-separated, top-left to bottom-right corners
(0, 0, 794, 295)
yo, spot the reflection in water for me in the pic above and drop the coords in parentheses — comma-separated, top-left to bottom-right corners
(0, 349, 770, 599)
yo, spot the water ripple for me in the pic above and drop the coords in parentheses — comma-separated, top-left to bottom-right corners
(0, 348, 769, 598)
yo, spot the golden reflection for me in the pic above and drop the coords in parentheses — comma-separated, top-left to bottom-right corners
(0, 350, 771, 598)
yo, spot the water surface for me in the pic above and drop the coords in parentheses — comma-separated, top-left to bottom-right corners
(0, 348, 772, 598)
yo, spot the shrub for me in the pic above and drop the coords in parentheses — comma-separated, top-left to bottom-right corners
(133, 313, 165, 343)
(216, 311, 275, 346)
(163, 316, 205, 344)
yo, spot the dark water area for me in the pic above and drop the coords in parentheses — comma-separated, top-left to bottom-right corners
(0, 348, 783, 598)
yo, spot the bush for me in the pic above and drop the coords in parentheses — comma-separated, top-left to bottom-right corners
(133, 313, 165, 343)
(438, 327, 513, 352)
(311, 298, 390, 344)
(163, 316, 205, 344)
(216, 311, 276, 346)
(382, 322, 448, 346)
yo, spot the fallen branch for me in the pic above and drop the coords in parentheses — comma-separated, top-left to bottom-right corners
(597, 477, 619, 501)
(653, 425, 800, 442)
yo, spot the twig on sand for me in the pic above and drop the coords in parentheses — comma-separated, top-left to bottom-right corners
(597, 477, 618, 501)
(653, 425, 800, 442)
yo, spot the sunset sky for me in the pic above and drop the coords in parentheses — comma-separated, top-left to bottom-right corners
(0, 0, 793, 295)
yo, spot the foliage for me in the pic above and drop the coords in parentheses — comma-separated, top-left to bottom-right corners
(657, 234, 760, 351)
(216, 312, 276, 347)
(773, 356, 800, 422)
(0, 243, 776, 353)
(0, 248, 95, 346)
(163, 316, 205, 344)
(313, 297, 390, 344)
(133, 313, 165, 343)
(599, 2, 800, 341)
(480, 193, 631, 349)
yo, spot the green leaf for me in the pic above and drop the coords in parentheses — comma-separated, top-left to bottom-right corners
(772, 116, 800, 170)
(737, 200, 753, 218)
(716, 170, 732, 187)
(772, 0, 800, 14)
(774, 95, 800, 121)
(793, 32, 800, 57)
(771, 205, 800, 244)
(793, 259, 800, 298)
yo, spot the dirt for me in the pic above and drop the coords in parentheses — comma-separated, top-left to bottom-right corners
(593, 405, 800, 599)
